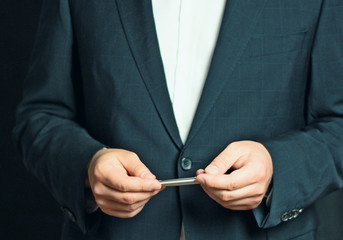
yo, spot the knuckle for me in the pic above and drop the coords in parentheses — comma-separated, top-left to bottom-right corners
(260, 170, 267, 180)
(252, 198, 262, 208)
(226, 181, 238, 190)
(92, 185, 101, 196)
(218, 191, 227, 201)
(132, 164, 141, 175)
(136, 182, 145, 192)
(94, 159, 108, 173)
(219, 191, 231, 202)
(128, 152, 139, 160)
(227, 141, 242, 153)
(126, 204, 138, 212)
(228, 141, 238, 149)
(125, 210, 138, 218)
(116, 182, 128, 192)
(96, 199, 105, 208)
(256, 186, 266, 196)
(122, 194, 136, 205)
(95, 198, 102, 206)
(93, 166, 103, 179)
(214, 155, 230, 168)
(255, 166, 267, 181)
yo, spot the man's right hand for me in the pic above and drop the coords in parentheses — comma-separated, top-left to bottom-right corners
(87, 148, 162, 218)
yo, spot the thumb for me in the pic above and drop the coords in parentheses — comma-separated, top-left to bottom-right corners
(120, 152, 156, 179)
(205, 145, 238, 175)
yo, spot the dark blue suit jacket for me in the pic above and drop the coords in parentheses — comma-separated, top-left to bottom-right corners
(14, 0, 343, 239)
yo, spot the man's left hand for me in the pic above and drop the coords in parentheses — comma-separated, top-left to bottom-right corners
(196, 141, 273, 210)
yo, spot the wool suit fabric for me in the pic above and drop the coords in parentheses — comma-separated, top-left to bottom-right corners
(13, 0, 343, 239)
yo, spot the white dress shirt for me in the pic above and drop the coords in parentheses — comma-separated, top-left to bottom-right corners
(152, 0, 226, 143)
(152, 0, 226, 239)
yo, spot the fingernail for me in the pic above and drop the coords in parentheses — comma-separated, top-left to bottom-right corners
(141, 172, 156, 179)
(196, 169, 205, 175)
(205, 165, 218, 175)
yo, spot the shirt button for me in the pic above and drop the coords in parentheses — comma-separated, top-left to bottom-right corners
(181, 157, 192, 171)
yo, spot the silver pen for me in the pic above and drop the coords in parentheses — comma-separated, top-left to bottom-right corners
(159, 177, 199, 187)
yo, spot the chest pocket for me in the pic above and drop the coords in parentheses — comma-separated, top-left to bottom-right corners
(248, 29, 308, 58)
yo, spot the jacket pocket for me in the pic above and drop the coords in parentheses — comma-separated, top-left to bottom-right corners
(248, 29, 308, 58)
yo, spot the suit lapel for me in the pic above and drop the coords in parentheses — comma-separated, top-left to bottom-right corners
(116, 0, 267, 149)
(116, 0, 183, 149)
(185, 0, 268, 147)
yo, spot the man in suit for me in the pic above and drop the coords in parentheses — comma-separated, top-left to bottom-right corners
(13, 0, 343, 239)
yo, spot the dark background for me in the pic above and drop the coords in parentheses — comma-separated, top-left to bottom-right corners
(0, 1, 342, 239)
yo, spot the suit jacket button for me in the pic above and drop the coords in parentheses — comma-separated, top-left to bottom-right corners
(281, 208, 303, 222)
(281, 212, 290, 222)
(291, 208, 303, 219)
(181, 157, 192, 171)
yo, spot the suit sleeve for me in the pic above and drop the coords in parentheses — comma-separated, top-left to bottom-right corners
(253, 0, 343, 228)
(13, 0, 104, 233)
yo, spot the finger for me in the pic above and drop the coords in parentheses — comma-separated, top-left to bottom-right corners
(116, 151, 155, 179)
(196, 169, 205, 175)
(204, 144, 241, 175)
(221, 197, 263, 209)
(97, 198, 149, 213)
(223, 202, 262, 211)
(101, 204, 145, 218)
(196, 168, 256, 190)
(200, 183, 243, 204)
(110, 189, 160, 204)
(202, 184, 264, 202)
(101, 173, 162, 192)
(200, 185, 262, 210)
(92, 182, 160, 203)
